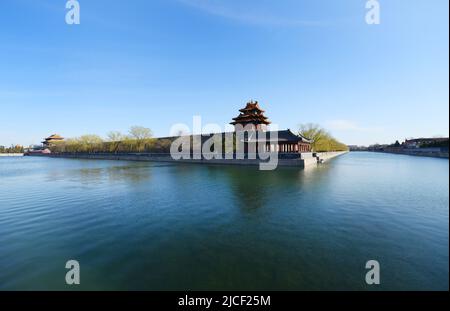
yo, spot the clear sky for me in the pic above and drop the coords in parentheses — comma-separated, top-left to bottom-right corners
(0, 0, 448, 147)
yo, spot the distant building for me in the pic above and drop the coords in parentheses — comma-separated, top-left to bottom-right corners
(368, 144, 389, 151)
(231, 101, 271, 131)
(404, 137, 449, 149)
(230, 101, 312, 153)
(42, 134, 64, 148)
(348, 145, 368, 151)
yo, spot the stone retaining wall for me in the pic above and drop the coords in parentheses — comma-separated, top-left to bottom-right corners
(314, 151, 349, 163)
(0, 153, 24, 157)
(29, 151, 349, 168)
(379, 150, 449, 159)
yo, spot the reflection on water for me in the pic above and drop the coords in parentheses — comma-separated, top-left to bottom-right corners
(222, 167, 299, 210)
(0, 154, 448, 290)
(44, 161, 156, 185)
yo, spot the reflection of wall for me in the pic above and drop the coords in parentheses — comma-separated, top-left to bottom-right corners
(45, 163, 152, 185)
(30, 153, 326, 168)
(221, 167, 306, 210)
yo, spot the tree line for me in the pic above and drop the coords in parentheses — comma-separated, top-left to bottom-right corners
(49, 124, 348, 154)
(298, 123, 348, 152)
(50, 126, 173, 153)
(0, 145, 24, 153)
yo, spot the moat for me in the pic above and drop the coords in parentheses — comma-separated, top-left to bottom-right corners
(0, 152, 448, 290)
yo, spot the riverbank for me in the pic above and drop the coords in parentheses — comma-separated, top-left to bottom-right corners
(0, 153, 23, 157)
(28, 151, 348, 168)
(315, 151, 349, 163)
(373, 149, 448, 159)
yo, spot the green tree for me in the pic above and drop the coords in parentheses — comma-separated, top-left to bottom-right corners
(298, 123, 348, 152)
(298, 123, 328, 151)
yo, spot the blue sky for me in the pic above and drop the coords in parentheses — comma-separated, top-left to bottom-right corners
(0, 0, 448, 146)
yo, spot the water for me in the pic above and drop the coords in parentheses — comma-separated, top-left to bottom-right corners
(0, 152, 448, 290)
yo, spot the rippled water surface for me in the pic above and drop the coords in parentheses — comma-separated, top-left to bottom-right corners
(0, 153, 448, 290)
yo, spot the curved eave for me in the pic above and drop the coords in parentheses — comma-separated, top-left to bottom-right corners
(232, 114, 269, 120)
(239, 108, 265, 113)
(230, 121, 272, 125)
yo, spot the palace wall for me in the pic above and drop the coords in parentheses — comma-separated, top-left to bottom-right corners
(27, 151, 348, 168)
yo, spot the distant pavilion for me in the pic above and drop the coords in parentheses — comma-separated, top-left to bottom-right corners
(231, 101, 271, 131)
(231, 101, 311, 153)
(42, 134, 64, 148)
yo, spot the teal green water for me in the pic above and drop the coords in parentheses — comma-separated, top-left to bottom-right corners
(0, 153, 448, 290)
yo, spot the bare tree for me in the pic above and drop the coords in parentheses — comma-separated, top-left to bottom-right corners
(129, 126, 153, 152)
(107, 131, 125, 142)
(129, 126, 153, 140)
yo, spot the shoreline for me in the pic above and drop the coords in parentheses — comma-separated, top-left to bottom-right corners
(370, 150, 448, 159)
(27, 151, 348, 168)
(0, 153, 24, 157)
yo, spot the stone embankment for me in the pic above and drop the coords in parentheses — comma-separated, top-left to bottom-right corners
(378, 149, 448, 159)
(0, 153, 24, 157)
(29, 151, 349, 168)
(314, 151, 349, 163)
